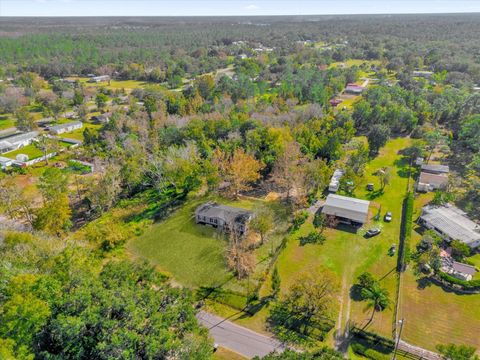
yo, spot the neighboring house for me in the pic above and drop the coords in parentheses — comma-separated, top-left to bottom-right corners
(0, 131, 39, 154)
(418, 204, 480, 250)
(195, 202, 253, 235)
(0, 156, 13, 169)
(440, 252, 477, 281)
(416, 172, 449, 192)
(421, 164, 450, 175)
(88, 75, 110, 83)
(93, 112, 112, 124)
(413, 70, 434, 79)
(328, 169, 344, 193)
(321, 194, 370, 225)
(345, 83, 365, 94)
(48, 121, 83, 135)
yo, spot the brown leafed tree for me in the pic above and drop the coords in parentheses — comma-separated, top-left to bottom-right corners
(272, 141, 306, 204)
(213, 147, 264, 199)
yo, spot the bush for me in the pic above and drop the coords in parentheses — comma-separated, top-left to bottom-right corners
(437, 271, 480, 290)
(299, 231, 326, 246)
(290, 210, 309, 232)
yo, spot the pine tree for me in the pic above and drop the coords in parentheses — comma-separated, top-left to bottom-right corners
(271, 266, 281, 297)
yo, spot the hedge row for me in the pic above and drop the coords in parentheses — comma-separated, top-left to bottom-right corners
(437, 271, 480, 290)
(351, 343, 391, 360)
(398, 191, 414, 272)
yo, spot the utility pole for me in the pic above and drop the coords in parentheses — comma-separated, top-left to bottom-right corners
(392, 318, 405, 360)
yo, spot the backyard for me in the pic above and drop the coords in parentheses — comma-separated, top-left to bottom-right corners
(127, 195, 288, 296)
(398, 192, 480, 350)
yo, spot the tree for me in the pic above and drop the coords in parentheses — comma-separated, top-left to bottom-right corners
(33, 135, 59, 165)
(376, 167, 392, 190)
(194, 74, 215, 100)
(72, 88, 84, 106)
(367, 124, 390, 155)
(213, 147, 264, 199)
(355, 272, 390, 327)
(0, 176, 35, 227)
(450, 240, 471, 260)
(34, 167, 71, 235)
(271, 266, 281, 298)
(143, 95, 158, 120)
(95, 92, 109, 111)
(425, 129, 445, 163)
(272, 141, 306, 204)
(268, 272, 336, 343)
(76, 103, 89, 121)
(226, 233, 255, 280)
(304, 158, 331, 196)
(256, 347, 344, 360)
(436, 344, 479, 360)
(250, 205, 275, 245)
(14, 107, 36, 132)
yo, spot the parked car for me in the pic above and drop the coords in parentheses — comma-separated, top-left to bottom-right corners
(389, 244, 396, 256)
(365, 228, 381, 237)
(367, 183, 374, 191)
(384, 211, 392, 222)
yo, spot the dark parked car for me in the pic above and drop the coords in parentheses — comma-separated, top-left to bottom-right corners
(367, 183, 374, 191)
(365, 228, 381, 237)
(384, 211, 392, 222)
(389, 244, 396, 256)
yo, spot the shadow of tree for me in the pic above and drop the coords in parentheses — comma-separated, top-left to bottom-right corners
(416, 276, 433, 290)
(350, 284, 365, 301)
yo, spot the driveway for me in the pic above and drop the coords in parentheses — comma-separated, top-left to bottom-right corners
(196, 311, 287, 359)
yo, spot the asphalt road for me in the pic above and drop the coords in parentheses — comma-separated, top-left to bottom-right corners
(196, 311, 287, 359)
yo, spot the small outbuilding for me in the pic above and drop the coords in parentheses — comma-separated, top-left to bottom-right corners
(321, 194, 370, 225)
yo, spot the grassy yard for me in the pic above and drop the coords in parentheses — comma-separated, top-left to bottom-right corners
(3, 141, 71, 160)
(66, 77, 154, 92)
(0, 114, 15, 130)
(398, 192, 480, 351)
(127, 195, 287, 294)
(61, 122, 102, 141)
(207, 138, 413, 346)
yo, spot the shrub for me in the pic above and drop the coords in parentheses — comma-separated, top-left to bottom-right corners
(290, 210, 309, 232)
(299, 231, 326, 246)
(437, 271, 480, 290)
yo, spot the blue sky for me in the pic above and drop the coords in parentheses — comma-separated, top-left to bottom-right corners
(1, 0, 480, 17)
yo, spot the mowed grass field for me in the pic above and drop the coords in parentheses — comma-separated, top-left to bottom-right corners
(0, 114, 15, 130)
(215, 138, 413, 344)
(127, 195, 284, 292)
(399, 193, 480, 351)
(66, 77, 153, 92)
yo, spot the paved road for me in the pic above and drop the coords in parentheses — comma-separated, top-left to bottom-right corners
(196, 311, 287, 359)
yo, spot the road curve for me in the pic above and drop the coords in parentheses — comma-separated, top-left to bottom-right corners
(196, 311, 287, 359)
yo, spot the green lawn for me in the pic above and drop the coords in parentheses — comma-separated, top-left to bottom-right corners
(399, 193, 480, 351)
(66, 77, 154, 92)
(61, 122, 102, 141)
(211, 138, 412, 345)
(127, 195, 284, 292)
(0, 114, 15, 130)
(3, 141, 71, 160)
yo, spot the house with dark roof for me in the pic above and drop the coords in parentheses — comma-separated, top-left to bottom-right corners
(321, 194, 370, 225)
(418, 204, 480, 249)
(195, 202, 253, 235)
(344, 83, 365, 95)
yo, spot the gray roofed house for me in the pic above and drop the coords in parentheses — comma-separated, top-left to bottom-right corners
(48, 121, 83, 135)
(321, 194, 370, 225)
(195, 202, 253, 235)
(421, 164, 450, 174)
(418, 204, 480, 249)
(0, 156, 13, 169)
(0, 131, 39, 154)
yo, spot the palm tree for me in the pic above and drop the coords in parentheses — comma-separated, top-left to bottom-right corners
(361, 284, 390, 328)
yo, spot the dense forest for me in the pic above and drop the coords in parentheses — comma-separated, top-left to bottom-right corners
(1, 14, 480, 359)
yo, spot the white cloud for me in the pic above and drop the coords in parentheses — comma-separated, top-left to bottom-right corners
(244, 4, 259, 11)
